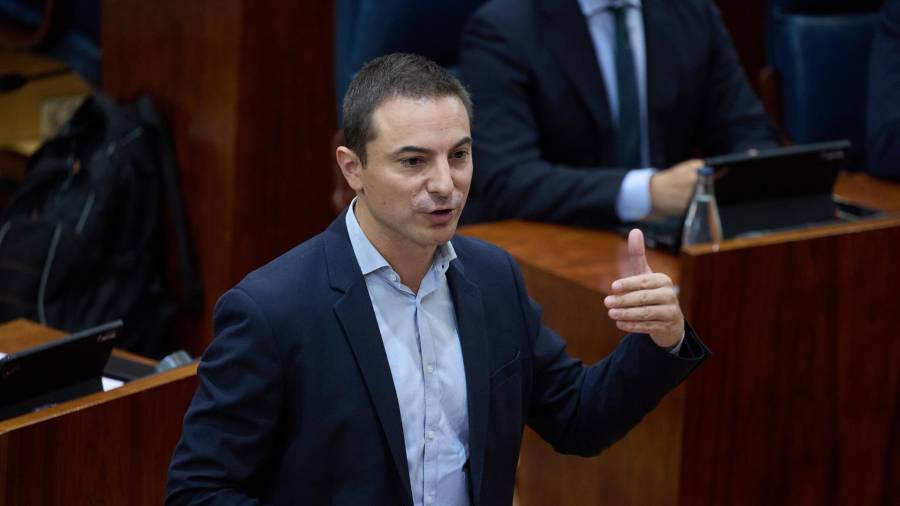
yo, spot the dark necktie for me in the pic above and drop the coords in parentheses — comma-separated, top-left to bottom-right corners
(611, 5, 641, 168)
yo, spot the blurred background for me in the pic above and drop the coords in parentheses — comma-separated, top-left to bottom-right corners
(1, 0, 890, 355)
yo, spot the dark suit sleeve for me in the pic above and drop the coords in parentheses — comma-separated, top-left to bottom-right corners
(867, 0, 900, 181)
(506, 254, 706, 456)
(460, 11, 629, 226)
(166, 288, 284, 506)
(696, 0, 779, 154)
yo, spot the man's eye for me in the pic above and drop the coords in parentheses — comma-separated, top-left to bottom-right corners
(401, 157, 424, 167)
(452, 150, 469, 160)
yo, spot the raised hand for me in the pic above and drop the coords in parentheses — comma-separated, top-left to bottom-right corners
(603, 229, 685, 348)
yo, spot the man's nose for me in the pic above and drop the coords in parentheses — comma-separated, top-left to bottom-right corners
(426, 159, 454, 196)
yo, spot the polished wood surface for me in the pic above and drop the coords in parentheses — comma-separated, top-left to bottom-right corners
(679, 217, 900, 506)
(0, 318, 65, 354)
(0, 320, 198, 505)
(835, 171, 900, 212)
(103, 0, 336, 355)
(461, 173, 900, 505)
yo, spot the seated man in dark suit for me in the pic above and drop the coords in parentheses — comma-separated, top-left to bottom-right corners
(868, 0, 900, 181)
(459, 0, 779, 226)
(166, 53, 707, 505)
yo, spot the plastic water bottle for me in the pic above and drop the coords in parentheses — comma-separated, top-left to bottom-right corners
(681, 166, 723, 248)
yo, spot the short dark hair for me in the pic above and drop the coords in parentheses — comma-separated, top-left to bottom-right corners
(342, 53, 473, 165)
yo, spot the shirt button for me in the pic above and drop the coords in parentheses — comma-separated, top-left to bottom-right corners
(426, 430, 435, 441)
(389, 273, 399, 282)
(425, 495, 434, 504)
(425, 364, 434, 374)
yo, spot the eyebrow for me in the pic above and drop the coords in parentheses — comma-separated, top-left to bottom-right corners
(390, 137, 473, 158)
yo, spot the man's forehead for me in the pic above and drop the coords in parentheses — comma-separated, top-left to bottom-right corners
(370, 95, 471, 134)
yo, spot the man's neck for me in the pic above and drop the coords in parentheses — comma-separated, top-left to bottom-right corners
(383, 245, 433, 294)
(354, 203, 436, 294)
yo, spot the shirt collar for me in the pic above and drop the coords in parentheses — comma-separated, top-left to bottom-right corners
(578, 0, 642, 16)
(345, 197, 457, 277)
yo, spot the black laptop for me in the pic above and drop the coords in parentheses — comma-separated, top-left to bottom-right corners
(630, 140, 882, 251)
(0, 320, 122, 420)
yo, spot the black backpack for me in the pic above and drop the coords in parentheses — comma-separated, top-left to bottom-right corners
(0, 93, 202, 358)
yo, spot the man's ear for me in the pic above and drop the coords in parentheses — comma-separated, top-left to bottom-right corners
(336, 146, 365, 192)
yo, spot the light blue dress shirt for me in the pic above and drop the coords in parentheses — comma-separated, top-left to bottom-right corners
(346, 200, 471, 506)
(578, 0, 656, 221)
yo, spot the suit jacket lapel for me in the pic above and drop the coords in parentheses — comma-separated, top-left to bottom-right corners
(325, 214, 414, 506)
(446, 257, 490, 506)
(541, 0, 614, 139)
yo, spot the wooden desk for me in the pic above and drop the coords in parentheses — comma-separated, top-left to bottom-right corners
(0, 319, 198, 505)
(461, 173, 900, 506)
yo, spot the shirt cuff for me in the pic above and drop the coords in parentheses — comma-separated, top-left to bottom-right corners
(666, 330, 686, 355)
(615, 168, 656, 222)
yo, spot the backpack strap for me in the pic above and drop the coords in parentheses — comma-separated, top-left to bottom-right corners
(132, 96, 204, 316)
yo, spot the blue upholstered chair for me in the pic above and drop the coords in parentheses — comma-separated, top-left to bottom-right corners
(764, 0, 883, 167)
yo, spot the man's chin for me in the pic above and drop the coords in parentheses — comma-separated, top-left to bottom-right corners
(422, 221, 458, 245)
(430, 227, 457, 245)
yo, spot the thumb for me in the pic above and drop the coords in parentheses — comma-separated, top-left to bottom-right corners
(627, 229, 653, 275)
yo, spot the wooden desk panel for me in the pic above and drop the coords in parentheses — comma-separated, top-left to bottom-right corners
(679, 217, 900, 506)
(0, 320, 197, 505)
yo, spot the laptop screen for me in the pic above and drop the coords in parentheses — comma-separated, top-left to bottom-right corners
(628, 140, 873, 251)
(707, 140, 849, 205)
(705, 140, 850, 239)
(0, 320, 122, 419)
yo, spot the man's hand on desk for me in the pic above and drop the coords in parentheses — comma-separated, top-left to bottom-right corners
(649, 158, 704, 217)
(604, 229, 685, 349)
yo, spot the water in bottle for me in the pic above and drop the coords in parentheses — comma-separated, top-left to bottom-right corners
(681, 166, 723, 249)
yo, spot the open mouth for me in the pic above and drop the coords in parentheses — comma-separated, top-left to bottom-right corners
(425, 208, 456, 224)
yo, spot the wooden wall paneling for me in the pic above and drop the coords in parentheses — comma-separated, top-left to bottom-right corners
(103, 0, 336, 355)
(102, 0, 241, 356)
(678, 218, 900, 506)
(231, 0, 336, 279)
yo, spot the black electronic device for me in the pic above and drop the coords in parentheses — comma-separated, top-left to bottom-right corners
(631, 140, 882, 251)
(0, 320, 122, 420)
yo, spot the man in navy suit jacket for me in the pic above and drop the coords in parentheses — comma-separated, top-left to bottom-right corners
(459, 0, 779, 226)
(167, 53, 708, 505)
